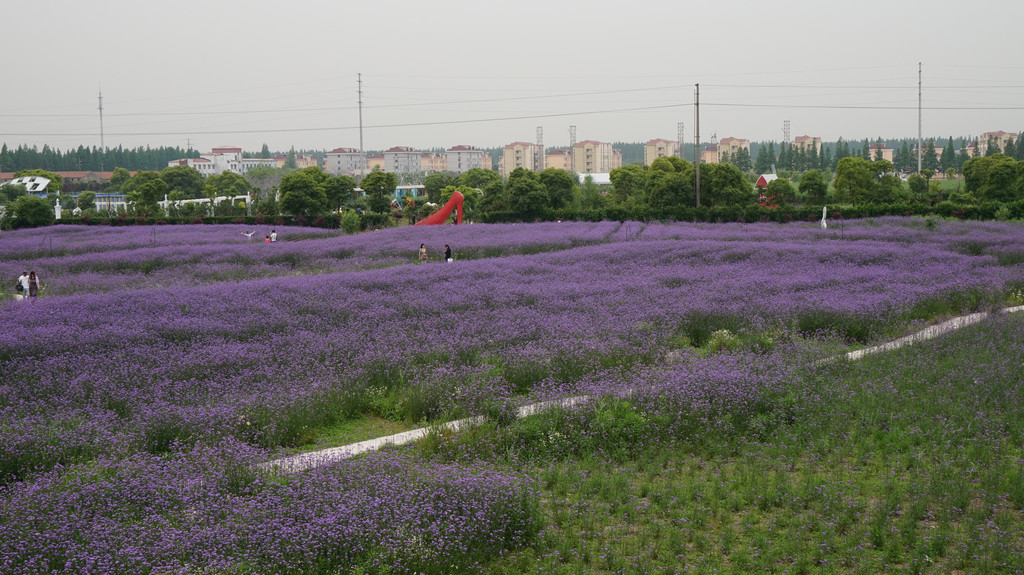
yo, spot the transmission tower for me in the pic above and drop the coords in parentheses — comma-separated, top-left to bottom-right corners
(677, 122, 684, 157)
(783, 120, 791, 145)
(535, 126, 544, 171)
(569, 125, 577, 172)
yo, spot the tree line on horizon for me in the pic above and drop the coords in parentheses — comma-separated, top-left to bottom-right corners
(4, 133, 1023, 177)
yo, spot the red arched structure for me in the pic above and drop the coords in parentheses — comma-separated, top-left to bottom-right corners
(415, 190, 463, 225)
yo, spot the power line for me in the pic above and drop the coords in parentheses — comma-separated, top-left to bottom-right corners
(0, 103, 695, 138)
(705, 102, 1024, 111)
(0, 84, 699, 119)
(5, 98, 1022, 139)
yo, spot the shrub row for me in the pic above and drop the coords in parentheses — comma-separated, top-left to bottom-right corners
(482, 199, 1024, 224)
(47, 198, 1024, 230)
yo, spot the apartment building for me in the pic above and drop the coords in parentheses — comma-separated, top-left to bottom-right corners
(500, 141, 542, 177)
(367, 154, 386, 172)
(273, 153, 318, 169)
(977, 131, 1018, 156)
(383, 146, 422, 174)
(793, 135, 821, 154)
(868, 143, 894, 163)
(644, 138, 679, 165)
(545, 149, 572, 171)
(717, 137, 750, 159)
(572, 140, 620, 174)
(701, 144, 719, 164)
(420, 152, 447, 173)
(446, 145, 490, 174)
(324, 148, 366, 176)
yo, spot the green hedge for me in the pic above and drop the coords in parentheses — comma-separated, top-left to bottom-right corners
(43, 199, 1024, 231)
(59, 214, 351, 229)
(483, 201, 1023, 225)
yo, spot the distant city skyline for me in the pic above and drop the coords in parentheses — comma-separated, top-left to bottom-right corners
(3, 1, 1022, 154)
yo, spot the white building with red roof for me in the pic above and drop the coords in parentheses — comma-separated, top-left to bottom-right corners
(324, 147, 366, 176)
(168, 145, 275, 175)
(382, 146, 422, 174)
(446, 145, 488, 174)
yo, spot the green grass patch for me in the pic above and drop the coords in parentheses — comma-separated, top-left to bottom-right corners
(463, 312, 1024, 573)
(286, 415, 415, 455)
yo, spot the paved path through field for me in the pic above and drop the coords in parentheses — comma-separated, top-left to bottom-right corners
(261, 305, 1024, 474)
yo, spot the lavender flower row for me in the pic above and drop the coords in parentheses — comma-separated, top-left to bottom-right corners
(0, 441, 539, 574)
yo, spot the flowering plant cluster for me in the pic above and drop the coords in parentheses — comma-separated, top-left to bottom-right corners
(0, 217, 1022, 572)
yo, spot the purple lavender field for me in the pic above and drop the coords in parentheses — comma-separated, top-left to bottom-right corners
(1, 218, 1023, 573)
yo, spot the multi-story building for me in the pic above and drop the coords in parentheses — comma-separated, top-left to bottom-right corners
(168, 145, 276, 176)
(500, 141, 542, 177)
(545, 149, 572, 171)
(572, 140, 620, 174)
(420, 152, 447, 173)
(273, 153, 318, 169)
(382, 146, 422, 174)
(644, 138, 679, 165)
(701, 144, 719, 164)
(367, 154, 386, 171)
(446, 145, 489, 174)
(793, 135, 822, 154)
(717, 137, 750, 161)
(324, 148, 366, 176)
(868, 143, 894, 163)
(977, 131, 1018, 156)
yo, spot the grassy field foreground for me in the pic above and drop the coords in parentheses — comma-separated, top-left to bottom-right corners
(422, 311, 1024, 574)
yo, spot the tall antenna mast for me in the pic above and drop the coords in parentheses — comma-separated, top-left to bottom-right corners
(917, 62, 922, 173)
(98, 87, 105, 170)
(783, 120, 791, 145)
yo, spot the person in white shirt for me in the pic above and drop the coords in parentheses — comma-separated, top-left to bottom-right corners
(16, 272, 29, 301)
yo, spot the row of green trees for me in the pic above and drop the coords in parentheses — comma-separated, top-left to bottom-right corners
(5, 150, 1024, 229)
(0, 144, 198, 173)
(736, 134, 1024, 177)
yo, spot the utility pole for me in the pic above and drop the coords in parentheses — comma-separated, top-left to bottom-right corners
(358, 73, 365, 177)
(917, 62, 922, 173)
(98, 88, 105, 170)
(694, 83, 700, 207)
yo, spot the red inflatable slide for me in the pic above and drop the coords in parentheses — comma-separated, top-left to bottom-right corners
(415, 190, 463, 225)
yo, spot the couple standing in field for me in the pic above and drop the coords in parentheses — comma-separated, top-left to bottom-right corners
(418, 244, 453, 263)
(15, 271, 40, 300)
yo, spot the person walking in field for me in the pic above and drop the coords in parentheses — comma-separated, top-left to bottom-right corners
(27, 271, 39, 298)
(418, 243, 428, 263)
(16, 271, 29, 301)
(270, 230, 278, 242)
(444, 244, 452, 262)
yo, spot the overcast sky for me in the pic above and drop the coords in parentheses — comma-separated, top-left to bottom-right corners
(3, 0, 1022, 155)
